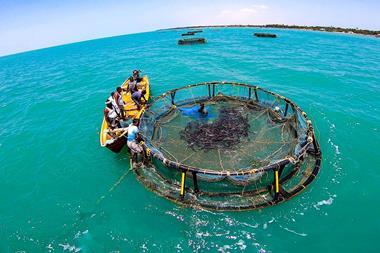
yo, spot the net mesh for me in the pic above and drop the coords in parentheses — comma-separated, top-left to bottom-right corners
(151, 97, 297, 171)
(136, 82, 321, 210)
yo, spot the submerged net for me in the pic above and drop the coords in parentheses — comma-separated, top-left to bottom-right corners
(136, 82, 321, 210)
(180, 107, 250, 150)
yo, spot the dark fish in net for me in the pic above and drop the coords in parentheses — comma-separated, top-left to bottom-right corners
(180, 107, 250, 150)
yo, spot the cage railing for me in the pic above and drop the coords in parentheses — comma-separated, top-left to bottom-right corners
(138, 81, 321, 205)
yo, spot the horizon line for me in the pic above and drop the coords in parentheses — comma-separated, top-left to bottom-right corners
(1, 23, 379, 59)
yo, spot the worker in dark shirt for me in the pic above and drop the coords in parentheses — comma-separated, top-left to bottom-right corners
(127, 70, 143, 93)
(131, 89, 147, 110)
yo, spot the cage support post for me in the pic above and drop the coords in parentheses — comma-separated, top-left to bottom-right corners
(192, 172, 199, 193)
(284, 103, 289, 117)
(311, 130, 320, 155)
(274, 164, 286, 200)
(212, 84, 215, 97)
(254, 88, 259, 102)
(170, 91, 176, 105)
(279, 164, 285, 175)
(274, 168, 280, 200)
(248, 87, 252, 99)
(180, 171, 187, 200)
(208, 84, 211, 98)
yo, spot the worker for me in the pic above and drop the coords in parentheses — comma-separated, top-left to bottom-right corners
(127, 119, 146, 164)
(127, 70, 143, 93)
(131, 89, 147, 110)
(198, 102, 208, 115)
(113, 87, 125, 118)
(104, 100, 119, 129)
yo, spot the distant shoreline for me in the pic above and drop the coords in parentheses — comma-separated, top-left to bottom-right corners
(161, 24, 380, 38)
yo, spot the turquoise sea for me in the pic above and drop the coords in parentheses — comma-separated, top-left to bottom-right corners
(0, 28, 379, 252)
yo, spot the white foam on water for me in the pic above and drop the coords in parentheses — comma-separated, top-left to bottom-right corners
(218, 244, 232, 253)
(140, 243, 148, 252)
(74, 229, 89, 239)
(165, 210, 184, 222)
(224, 217, 235, 226)
(175, 243, 183, 252)
(46, 244, 54, 252)
(183, 210, 269, 252)
(58, 243, 81, 252)
(195, 231, 211, 238)
(313, 196, 336, 210)
(241, 222, 259, 229)
(328, 138, 341, 155)
(279, 225, 307, 237)
(236, 239, 247, 250)
(326, 122, 344, 185)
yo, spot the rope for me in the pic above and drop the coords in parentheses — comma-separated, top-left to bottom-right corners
(217, 149, 225, 171)
(96, 163, 134, 205)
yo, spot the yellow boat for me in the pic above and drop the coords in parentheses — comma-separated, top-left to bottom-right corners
(100, 75, 150, 153)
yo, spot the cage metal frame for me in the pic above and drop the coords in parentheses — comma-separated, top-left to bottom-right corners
(137, 81, 322, 210)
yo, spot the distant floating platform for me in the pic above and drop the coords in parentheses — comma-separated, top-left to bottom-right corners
(191, 30, 203, 33)
(182, 32, 196, 36)
(178, 38, 206, 45)
(254, 33, 277, 38)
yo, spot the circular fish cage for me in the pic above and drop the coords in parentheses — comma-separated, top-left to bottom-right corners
(136, 82, 322, 211)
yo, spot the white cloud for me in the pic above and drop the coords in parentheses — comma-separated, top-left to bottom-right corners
(218, 4, 269, 23)
(240, 8, 258, 14)
(241, 4, 268, 13)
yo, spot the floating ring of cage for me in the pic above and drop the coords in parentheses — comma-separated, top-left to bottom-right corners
(136, 82, 322, 211)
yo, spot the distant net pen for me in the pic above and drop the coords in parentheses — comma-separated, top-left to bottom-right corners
(135, 81, 322, 211)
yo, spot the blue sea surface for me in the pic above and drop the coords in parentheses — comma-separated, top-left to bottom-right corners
(0, 28, 379, 252)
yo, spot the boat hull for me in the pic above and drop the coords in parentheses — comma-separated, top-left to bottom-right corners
(100, 75, 150, 153)
(106, 137, 127, 153)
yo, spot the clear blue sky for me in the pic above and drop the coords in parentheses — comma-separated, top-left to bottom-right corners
(0, 0, 379, 56)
